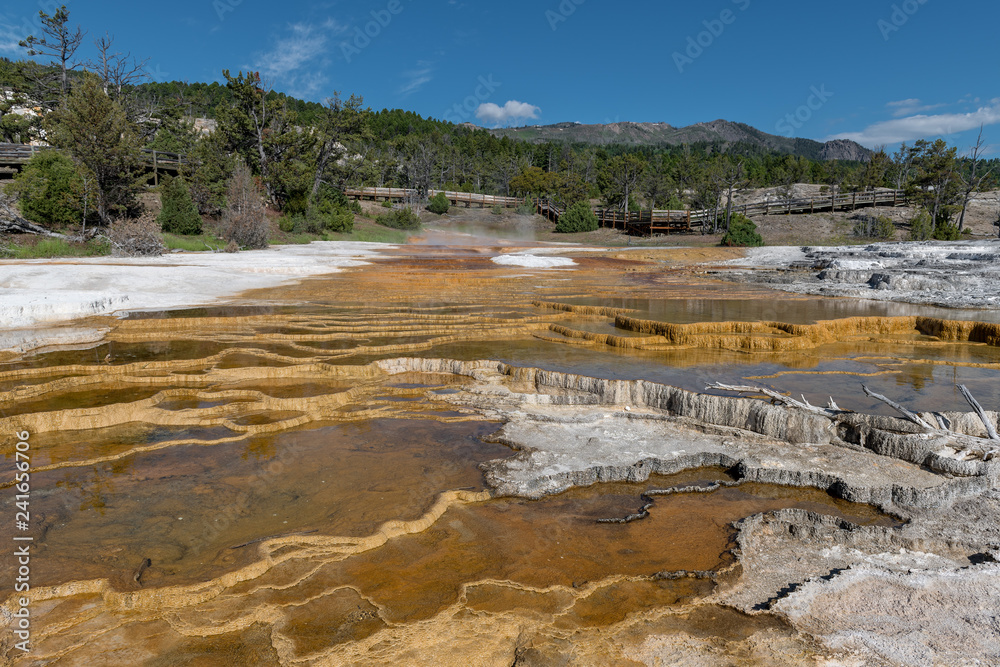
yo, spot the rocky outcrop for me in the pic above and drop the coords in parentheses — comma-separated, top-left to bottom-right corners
(819, 138, 871, 162)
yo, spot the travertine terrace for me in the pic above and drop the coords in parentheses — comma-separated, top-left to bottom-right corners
(2, 235, 999, 666)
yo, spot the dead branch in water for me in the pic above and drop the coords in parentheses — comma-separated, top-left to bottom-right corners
(959, 384, 1000, 441)
(706, 382, 838, 417)
(710, 381, 1000, 461)
(132, 557, 151, 586)
(862, 384, 935, 431)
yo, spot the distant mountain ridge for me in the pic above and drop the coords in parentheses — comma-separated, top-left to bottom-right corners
(487, 119, 870, 161)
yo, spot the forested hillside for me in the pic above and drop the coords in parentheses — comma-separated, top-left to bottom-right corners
(1, 5, 997, 247)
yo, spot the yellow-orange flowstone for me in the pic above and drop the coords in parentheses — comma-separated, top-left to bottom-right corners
(2, 241, 1000, 666)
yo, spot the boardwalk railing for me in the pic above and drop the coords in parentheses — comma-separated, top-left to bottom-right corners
(344, 187, 527, 208)
(345, 186, 909, 236)
(0, 143, 186, 184)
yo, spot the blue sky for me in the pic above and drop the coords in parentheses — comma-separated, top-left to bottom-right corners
(1, 0, 997, 153)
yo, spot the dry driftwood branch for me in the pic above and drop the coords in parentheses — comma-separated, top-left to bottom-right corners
(862, 384, 935, 430)
(706, 382, 837, 417)
(863, 384, 1000, 460)
(711, 381, 997, 461)
(959, 384, 1000, 441)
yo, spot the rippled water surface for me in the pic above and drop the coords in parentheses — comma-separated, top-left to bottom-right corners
(1, 241, 995, 665)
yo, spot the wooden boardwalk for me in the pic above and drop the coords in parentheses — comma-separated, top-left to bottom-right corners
(0, 143, 185, 184)
(345, 186, 910, 236)
(0, 144, 909, 234)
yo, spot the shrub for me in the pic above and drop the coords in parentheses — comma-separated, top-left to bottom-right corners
(308, 186, 354, 233)
(106, 213, 165, 257)
(7, 151, 88, 227)
(221, 162, 269, 249)
(491, 204, 503, 216)
(376, 206, 421, 230)
(852, 214, 894, 240)
(427, 192, 450, 215)
(556, 201, 598, 233)
(909, 210, 933, 241)
(381, 199, 393, 208)
(278, 214, 297, 233)
(157, 177, 202, 235)
(515, 201, 536, 216)
(933, 220, 961, 241)
(721, 213, 764, 247)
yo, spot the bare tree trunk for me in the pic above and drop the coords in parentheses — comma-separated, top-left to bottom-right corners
(958, 126, 993, 231)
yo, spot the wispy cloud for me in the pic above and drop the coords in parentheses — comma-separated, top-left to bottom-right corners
(251, 21, 346, 97)
(398, 61, 433, 97)
(476, 100, 541, 126)
(828, 99, 1000, 146)
(886, 98, 947, 117)
(0, 16, 26, 54)
(254, 23, 326, 78)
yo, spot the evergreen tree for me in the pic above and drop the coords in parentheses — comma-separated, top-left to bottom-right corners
(556, 202, 598, 233)
(157, 176, 202, 235)
(45, 75, 142, 223)
(7, 151, 87, 227)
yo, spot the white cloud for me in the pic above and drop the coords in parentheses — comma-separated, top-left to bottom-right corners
(251, 22, 343, 98)
(886, 98, 947, 117)
(476, 100, 541, 126)
(321, 18, 349, 34)
(828, 99, 1000, 146)
(398, 61, 433, 97)
(0, 17, 26, 54)
(254, 23, 326, 79)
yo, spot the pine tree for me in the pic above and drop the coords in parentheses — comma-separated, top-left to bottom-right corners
(157, 176, 202, 235)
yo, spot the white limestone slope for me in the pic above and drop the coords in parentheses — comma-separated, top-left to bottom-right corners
(725, 240, 1000, 309)
(0, 242, 384, 352)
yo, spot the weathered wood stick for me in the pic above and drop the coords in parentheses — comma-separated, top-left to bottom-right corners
(706, 383, 835, 417)
(958, 384, 1000, 441)
(133, 558, 151, 586)
(862, 385, 935, 431)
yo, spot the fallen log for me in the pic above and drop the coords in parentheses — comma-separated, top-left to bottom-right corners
(711, 381, 999, 461)
(862, 384, 935, 430)
(706, 382, 838, 417)
(959, 384, 1000, 441)
(0, 195, 82, 241)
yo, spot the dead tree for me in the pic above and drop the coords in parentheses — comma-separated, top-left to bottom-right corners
(88, 33, 149, 100)
(956, 126, 994, 232)
(19, 6, 86, 103)
(708, 381, 1000, 461)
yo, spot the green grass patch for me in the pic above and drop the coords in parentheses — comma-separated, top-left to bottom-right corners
(0, 237, 110, 259)
(333, 226, 409, 243)
(162, 232, 227, 252)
